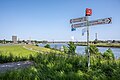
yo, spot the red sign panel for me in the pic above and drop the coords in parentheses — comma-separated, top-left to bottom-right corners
(86, 8, 92, 16)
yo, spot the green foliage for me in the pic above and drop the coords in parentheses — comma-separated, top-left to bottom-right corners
(68, 42, 76, 55)
(103, 48, 115, 60)
(63, 45, 68, 53)
(0, 52, 120, 80)
(0, 45, 119, 80)
(0, 45, 37, 58)
(44, 44, 50, 48)
(35, 44, 39, 46)
(89, 45, 99, 55)
(0, 53, 28, 63)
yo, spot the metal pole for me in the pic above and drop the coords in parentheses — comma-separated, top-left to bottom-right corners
(86, 16, 90, 68)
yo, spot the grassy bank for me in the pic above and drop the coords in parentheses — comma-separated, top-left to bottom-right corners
(0, 45, 37, 58)
(0, 44, 62, 57)
(0, 45, 120, 80)
(0, 45, 63, 63)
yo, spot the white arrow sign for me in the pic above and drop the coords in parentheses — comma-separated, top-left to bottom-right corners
(71, 17, 112, 28)
(70, 17, 87, 23)
(71, 22, 87, 28)
(89, 17, 112, 26)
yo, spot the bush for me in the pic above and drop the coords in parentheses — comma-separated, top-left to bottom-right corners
(63, 45, 68, 53)
(68, 42, 76, 55)
(89, 45, 99, 55)
(103, 48, 115, 60)
(44, 44, 50, 48)
(35, 44, 39, 46)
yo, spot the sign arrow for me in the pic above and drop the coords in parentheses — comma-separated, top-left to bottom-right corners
(107, 18, 112, 24)
(71, 17, 112, 28)
(70, 17, 87, 24)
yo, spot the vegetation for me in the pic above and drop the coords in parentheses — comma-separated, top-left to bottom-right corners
(103, 48, 115, 60)
(24, 45, 62, 54)
(0, 45, 37, 58)
(63, 45, 68, 53)
(0, 45, 120, 80)
(44, 44, 50, 48)
(0, 45, 37, 63)
(68, 42, 76, 55)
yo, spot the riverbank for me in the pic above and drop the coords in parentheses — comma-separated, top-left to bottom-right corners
(0, 44, 120, 79)
(76, 43, 120, 48)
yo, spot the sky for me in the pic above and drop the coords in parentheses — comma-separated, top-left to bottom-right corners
(0, 0, 120, 41)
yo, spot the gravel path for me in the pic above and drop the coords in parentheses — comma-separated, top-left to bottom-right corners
(23, 46, 40, 53)
(0, 61, 34, 73)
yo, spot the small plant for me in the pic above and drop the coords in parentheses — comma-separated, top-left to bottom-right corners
(68, 42, 76, 55)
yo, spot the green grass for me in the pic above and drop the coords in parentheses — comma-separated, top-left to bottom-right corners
(24, 45, 64, 54)
(0, 45, 37, 58)
(0, 44, 64, 63)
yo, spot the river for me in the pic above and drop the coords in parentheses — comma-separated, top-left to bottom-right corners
(39, 43, 120, 59)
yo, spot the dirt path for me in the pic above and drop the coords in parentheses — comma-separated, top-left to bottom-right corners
(0, 61, 34, 73)
(23, 45, 40, 53)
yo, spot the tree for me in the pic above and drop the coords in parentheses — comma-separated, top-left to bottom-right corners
(89, 45, 102, 66)
(89, 45, 100, 55)
(44, 44, 50, 48)
(103, 48, 115, 60)
(112, 40, 115, 43)
(93, 40, 98, 44)
(68, 42, 76, 55)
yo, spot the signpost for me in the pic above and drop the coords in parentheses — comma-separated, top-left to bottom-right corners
(71, 22, 87, 28)
(70, 17, 87, 23)
(89, 17, 112, 26)
(71, 17, 112, 28)
(70, 8, 112, 68)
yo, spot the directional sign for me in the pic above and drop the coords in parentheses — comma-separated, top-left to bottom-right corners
(71, 22, 87, 28)
(71, 17, 112, 28)
(89, 17, 112, 26)
(70, 17, 87, 24)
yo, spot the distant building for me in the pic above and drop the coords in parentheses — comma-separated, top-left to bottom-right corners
(12, 36, 17, 44)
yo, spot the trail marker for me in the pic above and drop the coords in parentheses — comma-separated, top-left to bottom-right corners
(71, 17, 112, 28)
(70, 17, 87, 23)
(70, 8, 112, 68)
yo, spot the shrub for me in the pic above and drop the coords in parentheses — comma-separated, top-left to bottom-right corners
(103, 48, 115, 60)
(89, 45, 99, 55)
(63, 45, 68, 54)
(35, 44, 39, 46)
(44, 44, 50, 48)
(68, 42, 76, 55)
